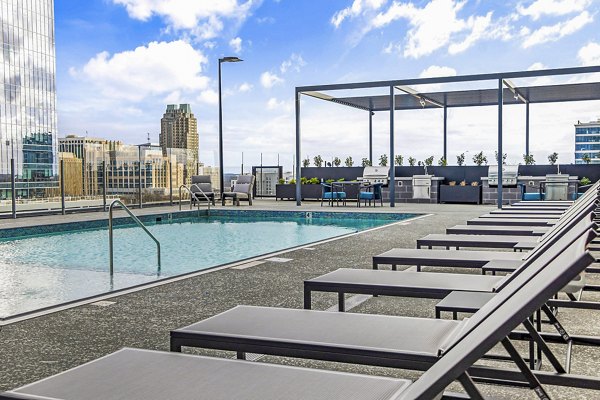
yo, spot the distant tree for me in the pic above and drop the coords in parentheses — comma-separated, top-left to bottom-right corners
(302, 157, 310, 168)
(494, 151, 507, 165)
(438, 156, 447, 166)
(379, 154, 388, 166)
(394, 154, 403, 166)
(472, 151, 487, 166)
(522, 154, 535, 165)
(408, 157, 416, 166)
(333, 157, 341, 167)
(313, 155, 323, 167)
(344, 156, 354, 167)
(582, 153, 592, 164)
(417, 161, 424, 167)
(547, 152, 558, 165)
(424, 156, 434, 166)
(361, 158, 372, 167)
(456, 153, 466, 166)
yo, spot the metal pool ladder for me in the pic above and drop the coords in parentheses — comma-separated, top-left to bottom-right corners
(108, 199, 161, 276)
(179, 184, 211, 214)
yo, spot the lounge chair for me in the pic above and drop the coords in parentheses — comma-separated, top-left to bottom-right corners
(416, 233, 539, 250)
(168, 226, 598, 398)
(190, 175, 215, 206)
(467, 217, 559, 226)
(373, 186, 597, 271)
(489, 209, 564, 216)
(446, 224, 549, 236)
(0, 348, 413, 400)
(222, 175, 255, 206)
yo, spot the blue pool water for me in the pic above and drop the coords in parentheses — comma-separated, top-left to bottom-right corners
(0, 213, 412, 318)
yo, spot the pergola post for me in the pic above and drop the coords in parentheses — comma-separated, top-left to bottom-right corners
(369, 110, 373, 164)
(525, 101, 530, 156)
(497, 79, 504, 209)
(389, 86, 396, 207)
(443, 106, 448, 161)
(295, 90, 302, 206)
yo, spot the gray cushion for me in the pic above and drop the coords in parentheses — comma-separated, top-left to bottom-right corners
(192, 175, 211, 184)
(234, 183, 251, 194)
(192, 183, 212, 193)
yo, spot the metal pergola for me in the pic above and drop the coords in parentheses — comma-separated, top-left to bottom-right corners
(294, 65, 600, 208)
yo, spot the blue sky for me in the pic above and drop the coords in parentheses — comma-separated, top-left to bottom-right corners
(54, 0, 600, 171)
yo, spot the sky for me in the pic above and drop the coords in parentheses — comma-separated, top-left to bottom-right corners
(54, 0, 600, 172)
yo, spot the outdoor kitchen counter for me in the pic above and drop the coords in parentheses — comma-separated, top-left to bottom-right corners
(481, 175, 579, 205)
(383, 176, 445, 204)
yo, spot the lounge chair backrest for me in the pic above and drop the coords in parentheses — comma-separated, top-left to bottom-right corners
(191, 176, 213, 193)
(233, 175, 254, 194)
(398, 230, 596, 400)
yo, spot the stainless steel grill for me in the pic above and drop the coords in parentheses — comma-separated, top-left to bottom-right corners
(358, 166, 390, 186)
(488, 165, 518, 187)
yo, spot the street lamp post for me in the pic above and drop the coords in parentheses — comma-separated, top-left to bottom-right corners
(218, 56, 243, 196)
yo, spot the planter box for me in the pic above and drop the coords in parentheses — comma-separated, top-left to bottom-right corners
(276, 184, 322, 200)
(439, 185, 481, 204)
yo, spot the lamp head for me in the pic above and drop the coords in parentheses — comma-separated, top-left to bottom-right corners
(220, 56, 243, 63)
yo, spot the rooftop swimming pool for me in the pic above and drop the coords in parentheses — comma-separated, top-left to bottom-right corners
(0, 210, 418, 319)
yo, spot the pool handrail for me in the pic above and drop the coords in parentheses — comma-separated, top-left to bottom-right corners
(108, 199, 161, 277)
(179, 184, 211, 214)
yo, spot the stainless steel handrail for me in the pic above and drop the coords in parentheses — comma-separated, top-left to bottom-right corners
(179, 184, 211, 213)
(108, 199, 161, 276)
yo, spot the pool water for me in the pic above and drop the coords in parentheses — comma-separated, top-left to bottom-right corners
(0, 214, 408, 318)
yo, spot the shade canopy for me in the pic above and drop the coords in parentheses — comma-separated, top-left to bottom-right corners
(303, 81, 600, 112)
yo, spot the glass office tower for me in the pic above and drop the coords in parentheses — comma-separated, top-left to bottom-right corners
(575, 120, 600, 164)
(0, 0, 57, 199)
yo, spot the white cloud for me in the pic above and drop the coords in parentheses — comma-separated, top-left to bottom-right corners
(370, 0, 509, 59)
(522, 11, 593, 48)
(238, 82, 253, 92)
(280, 53, 306, 74)
(266, 97, 293, 112)
(578, 42, 600, 66)
(419, 65, 457, 78)
(229, 37, 242, 53)
(198, 89, 219, 105)
(71, 40, 209, 102)
(517, 0, 592, 20)
(112, 0, 258, 40)
(448, 12, 493, 54)
(382, 41, 401, 54)
(527, 62, 548, 70)
(260, 71, 283, 88)
(331, 0, 387, 28)
(203, 41, 216, 49)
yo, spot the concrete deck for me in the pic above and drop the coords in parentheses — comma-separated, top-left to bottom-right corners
(0, 199, 599, 399)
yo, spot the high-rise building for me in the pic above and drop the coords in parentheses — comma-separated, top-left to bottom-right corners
(160, 104, 198, 182)
(0, 0, 58, 199)
(58, 135, 113, 196)
(575, 119, 600, 164)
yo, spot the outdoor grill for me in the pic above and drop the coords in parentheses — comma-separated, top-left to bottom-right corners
(488, 165, 518, 187)
(359, 166, 390, 186)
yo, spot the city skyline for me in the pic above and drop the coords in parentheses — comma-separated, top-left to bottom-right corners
(54, 0, 600, 171)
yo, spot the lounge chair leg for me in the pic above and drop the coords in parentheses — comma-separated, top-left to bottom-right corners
(501, 338, 551, 399)
(237, 351, 246, 360)
(170, 341, 182, 352)
(457, 372, 485, 400)
(338, 292, 345, 312)
(303, 287, 312, 309)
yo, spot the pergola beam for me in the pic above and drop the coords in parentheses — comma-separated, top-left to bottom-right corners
(395, 85, 445, 108)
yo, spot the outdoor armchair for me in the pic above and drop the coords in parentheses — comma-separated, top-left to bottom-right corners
(190, 175, 215, 206)
(320, 182, 346, 206)
(357, 183, 383, 207)
(222, 175, 255, 206)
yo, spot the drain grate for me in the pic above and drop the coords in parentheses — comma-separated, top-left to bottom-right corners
(231, 261, 265, 270)
(90, 300, 116, 307)
(265, 257, 293, 263)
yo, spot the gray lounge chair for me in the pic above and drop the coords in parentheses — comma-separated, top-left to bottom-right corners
(0, 348, 413, 400)
(190, 175, 215, 206)
(416, 234, 539, 250)
(446, 224, 549, 236)
(489, 209, 565, 215)
(374, 194, 596, 271)
(222, 175, 255, 206)
(467, 217, 558, 226)
(168, 226, 598, 398)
